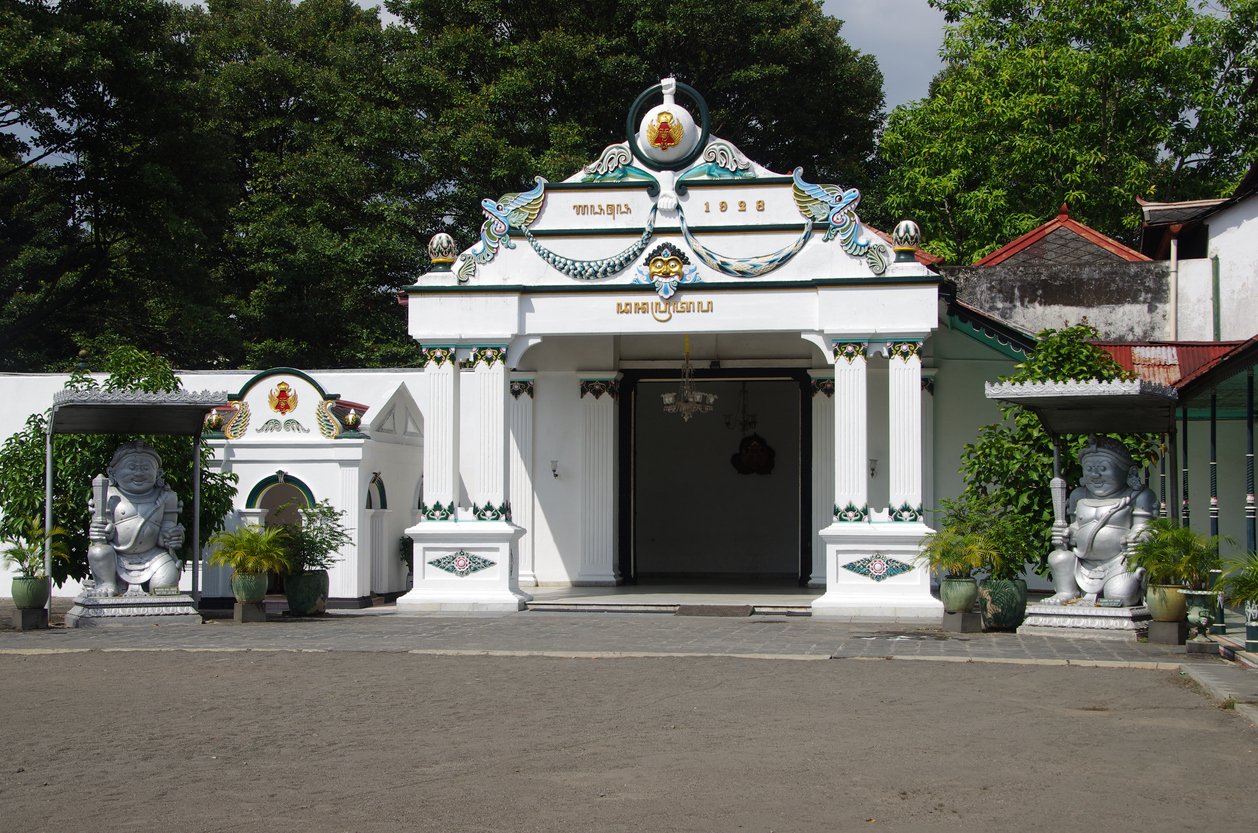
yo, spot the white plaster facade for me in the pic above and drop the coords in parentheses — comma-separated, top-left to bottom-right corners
(1174, 195, 1258, 341)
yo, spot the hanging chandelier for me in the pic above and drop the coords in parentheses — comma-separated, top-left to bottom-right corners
(661, 335, 717, 421)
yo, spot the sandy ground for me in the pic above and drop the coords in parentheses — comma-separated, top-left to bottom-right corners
(0, 651, 1255, 832)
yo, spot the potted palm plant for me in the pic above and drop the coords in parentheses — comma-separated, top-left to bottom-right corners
(2, 517, 70, 613)
(1126, 519, 1226, 626)
(279, 500, 351, 616)
(1222, 550, 1258, 652)
(917, 498, 994, 615)
(207, 523, 289, 605)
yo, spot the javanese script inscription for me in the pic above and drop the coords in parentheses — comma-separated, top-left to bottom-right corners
(616, 299, 714, 323)
(572, 203, 633, 218)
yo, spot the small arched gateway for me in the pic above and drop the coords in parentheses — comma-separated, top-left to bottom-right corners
(202, 367, 424, 608)
(398, 79, 964, 617)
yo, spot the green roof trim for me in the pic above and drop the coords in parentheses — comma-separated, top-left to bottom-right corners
(402, 276, 940, 295)
(227, 367, 339, 402)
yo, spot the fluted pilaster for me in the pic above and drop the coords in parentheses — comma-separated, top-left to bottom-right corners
(420, 347, 458, 520)
(809, 372, 835, 586)
(887, 341, 924, 521)
(832, 342, 868, 522)
(466, 347, 509, 519)
(579, 376, 620, 584)
(509, 374, 536, 585)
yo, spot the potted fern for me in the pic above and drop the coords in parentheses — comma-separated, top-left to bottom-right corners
(1222, 551, 1258, 652)
(917, 498, 994, 614)
(207, 523, 289, 604)
(2, 517, 70, 611)
(279, 500, 351, 616)
(1127, 518, 1226, 626)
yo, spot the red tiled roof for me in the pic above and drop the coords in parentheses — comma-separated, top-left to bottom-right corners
(976, 204, 1150, 266)
(1096, 341, 1242, 387)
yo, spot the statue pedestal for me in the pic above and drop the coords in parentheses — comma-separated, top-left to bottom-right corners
(1018, 601, 1150, 640)
(65, 591, 201, 628)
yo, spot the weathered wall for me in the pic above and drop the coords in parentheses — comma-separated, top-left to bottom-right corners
(945, 261, 1170, 340)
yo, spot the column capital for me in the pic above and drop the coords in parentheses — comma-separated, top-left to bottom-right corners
(418, 346, 456, 368)
(463, 346, 508, 369)
(580, 376, 622, 400)
(510, 379, 535, 399)
(831, 341, 868, 365)
(888, 341, 923, 362)
(811, 379, 835, 398)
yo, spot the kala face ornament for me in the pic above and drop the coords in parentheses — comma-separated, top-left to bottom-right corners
(634, 243, 700, 299)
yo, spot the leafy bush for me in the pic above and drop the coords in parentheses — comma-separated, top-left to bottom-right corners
(1127, 518, 1227, 589)
(207, 524, 289, 576)
(1, 517, 70, 578)
(280, 500, 351, 574)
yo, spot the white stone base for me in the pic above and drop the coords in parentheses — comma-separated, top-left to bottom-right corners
(395, 520, 531, 613)
(811, 522, 942, 620)
(1019, 602, 1151, 640)
(65, 591, 201, 627)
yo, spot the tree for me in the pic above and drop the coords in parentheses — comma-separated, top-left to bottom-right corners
(0, 346, 238, 585)
(878, 0, 1257, 264)
(0, 0, 238, 369)
(188, 0, 423, 368)
(957, 324, 1160, 575)
(388, 0, 886, 246)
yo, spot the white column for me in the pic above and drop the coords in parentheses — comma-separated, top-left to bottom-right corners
(466, 346, 509, 518)
(419, 346, 459, 520)
(921, 370, 936, 524)
(808, 371, 835, 587)
(887, 341, 924, 521)
(398, 344, 527, 613)
(509, 375, 537, 586)
(325, 461, 363, 603)
(832, 342, 869, 523)
(578, 376, 620, 585)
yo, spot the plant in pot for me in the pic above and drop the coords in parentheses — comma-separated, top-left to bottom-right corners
(1126, 518, 1227, 627)
(941, 493, 1032, 631)
(2, 517, 69, 611)
(917, 497, 996, 615)
(1222, 550, 1258, 651)
(279, 500, 351, 616)
(207, 523, 289, 605)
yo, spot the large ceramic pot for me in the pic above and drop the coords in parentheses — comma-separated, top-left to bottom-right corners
(939, 576, 979, 614)
(11, 576, 50, 610)
(231, 572, 269, 605)
(979, 577, 1028, 631)
(1180, 589, 1217, 631)
(1145, 584, 1188, 623)
(283, 570, 329, 616)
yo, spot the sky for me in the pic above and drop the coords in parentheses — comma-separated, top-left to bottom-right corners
(822, 0, 947, 110)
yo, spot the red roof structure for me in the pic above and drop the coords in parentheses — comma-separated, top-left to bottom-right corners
(975, 204, 1150, 266)
(1096, 341, 1242, 387)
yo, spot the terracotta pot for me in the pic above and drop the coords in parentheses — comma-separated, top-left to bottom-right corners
(979, 577, 1028, 631)
(1145, 584, 1188, 622)
(11, 576, 49, 610)
(939, 576, 979, 614)
(231, 572, 269, 605)
(283, 570, 328, 616)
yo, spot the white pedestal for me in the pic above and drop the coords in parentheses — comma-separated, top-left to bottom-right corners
(811, 522, 941, 620)
(395, 520, 531, 612)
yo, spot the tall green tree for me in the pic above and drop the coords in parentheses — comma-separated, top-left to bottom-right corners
(0, 0, 237, 369)
(388, 0, 885, 244)
(879, 0, 1257, 264)
(190, 0, 423, 368)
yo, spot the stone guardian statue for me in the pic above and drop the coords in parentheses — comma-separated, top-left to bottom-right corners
(86, 441, 185, 595)
(1044, 436, 1154, 606)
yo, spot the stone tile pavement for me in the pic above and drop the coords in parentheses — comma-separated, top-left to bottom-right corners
(4, 600, 1256, 719)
